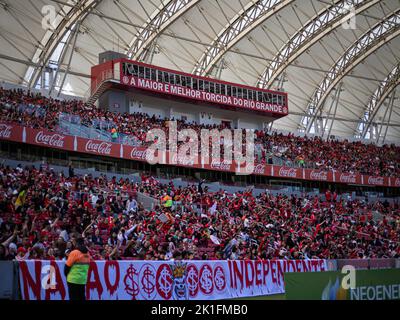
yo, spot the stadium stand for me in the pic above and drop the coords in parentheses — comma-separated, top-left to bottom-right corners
(0, 87, 399, 177)
(0, 163, 398, 262)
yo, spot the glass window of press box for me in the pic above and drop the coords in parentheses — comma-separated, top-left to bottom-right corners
(123, 62, 287, 106)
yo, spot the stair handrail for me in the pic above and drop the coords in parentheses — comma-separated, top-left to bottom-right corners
(84, 69, 116, 102)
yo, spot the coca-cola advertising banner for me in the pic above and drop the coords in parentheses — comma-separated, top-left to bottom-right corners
(0, 122, 22, 142)
(335, 172, 362, 185)
(363, 175, 388, 187)
(0, 122, 398, 188)
(120, 75, 288, 116)
(18, 259, 327, 300)
(25, 127, 74, 151)
(237, 163, 272, 176)
(274, 166, 303, 180)
(304, 169, 333, 182)
(76, 137, 121, 158)
(124, 144, 156, 162)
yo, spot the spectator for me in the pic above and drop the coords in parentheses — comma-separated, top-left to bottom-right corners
(68, 164, 74, 178)
(111, 127, 118, 142)
(126, 196, 138, 214)
(325, 190, 332, 202)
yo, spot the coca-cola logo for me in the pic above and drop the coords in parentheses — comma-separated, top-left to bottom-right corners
(339, 173, 356, 184)
(0, 124, 12, 138)
(239, 162, 262, 175)
(130, 147, 155, 162)
(85, 140, 112, 155)
(210, 159, 231, 171)
(310, 170, 328, 181)
(278, 167, 297, 178)
(35, 131, 65, 148)
(368, 176, 384, 186)
(253, 164, 265, 175)
(172, 153, 195, 166)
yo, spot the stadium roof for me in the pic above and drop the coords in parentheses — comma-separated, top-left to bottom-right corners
(0, 0, 399, 143)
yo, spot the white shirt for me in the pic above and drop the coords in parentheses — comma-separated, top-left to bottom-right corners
(60, 229, 69, 242)
(117, 224, 137, 244)
(91, 194, 98, 207)
(127, 199, 138, 212)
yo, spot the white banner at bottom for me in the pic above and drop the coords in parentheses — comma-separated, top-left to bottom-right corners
(19, 259, 327, 300)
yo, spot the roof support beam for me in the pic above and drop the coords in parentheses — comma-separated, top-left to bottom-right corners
(4, 4, 42, 46)
(376, 90, 395, 144)
(289, 111, 400, 127)
(56, 21, 82, 97)
(0, 61, 25, 83)
(192, 0, 296, 76)
(304, 10, 400, 133)
(0, 53, 90, 78)
(127, 0, 201, 60)
(48, 21, 80, 96)
(380, 91, 396, 144)
(360, 63, 400, 138)
(28, 0, 101, 89)
(257, 0, 380, 88)
(140, 39, 159, 64)
(323, 82, 343, 139)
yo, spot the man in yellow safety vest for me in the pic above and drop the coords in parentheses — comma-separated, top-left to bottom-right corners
(64, 237, 91, 300)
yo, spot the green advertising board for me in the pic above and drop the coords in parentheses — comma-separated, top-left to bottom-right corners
(285, 269, 400, 300)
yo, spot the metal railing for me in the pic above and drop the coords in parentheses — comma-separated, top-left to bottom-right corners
(83, 70, 115, 102)
(57, 117, 141, 146)
(58, 120, 325, 168)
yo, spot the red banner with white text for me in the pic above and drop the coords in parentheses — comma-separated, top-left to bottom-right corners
(0, 121, 398, 188)
(25, 127, 74, 151)
(0, 122, 23, 142)
(121, 75, 288, 116)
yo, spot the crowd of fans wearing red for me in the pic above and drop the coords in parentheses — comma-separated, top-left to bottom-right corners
(0, 164, 399, 262)
(0, 87, 399, 177)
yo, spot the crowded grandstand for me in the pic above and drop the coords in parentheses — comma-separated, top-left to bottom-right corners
(0, 0, 399, 302)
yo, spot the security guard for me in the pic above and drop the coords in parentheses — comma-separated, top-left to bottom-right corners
(64, 237, 91, 300)
(162, 193, 173, 211)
